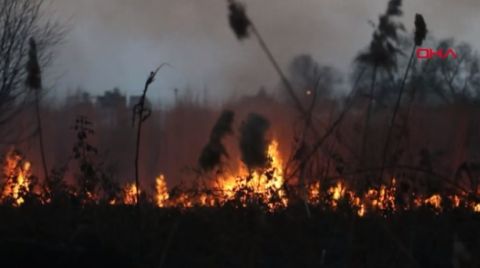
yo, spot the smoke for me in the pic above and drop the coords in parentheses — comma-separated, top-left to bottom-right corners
(198, 110, 235, 172)
(239, 113, 270, 170)
(46, 0, 480, 102)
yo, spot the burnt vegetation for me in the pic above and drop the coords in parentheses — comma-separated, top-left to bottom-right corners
(1, 0, 480, 267)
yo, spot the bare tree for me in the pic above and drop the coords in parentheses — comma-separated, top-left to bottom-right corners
(0, 0, 64, 141)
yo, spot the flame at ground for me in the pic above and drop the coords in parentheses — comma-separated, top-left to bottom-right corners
(475, 204, 480, 212)
(2, 144, 480, 216)
(123, 183, 139, 205)
(155, 175, 169, 207)
(120, 140, 288, 209)
(329, 181, 346, 208)
(1, 150, 31, 206)
(424, 195, 442, 210)
(214, 139, 287, 210)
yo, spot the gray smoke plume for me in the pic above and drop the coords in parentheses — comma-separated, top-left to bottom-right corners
(47, 0, 480, 100)
(198, 110, 235, 172)
(239, 113, 270, 170)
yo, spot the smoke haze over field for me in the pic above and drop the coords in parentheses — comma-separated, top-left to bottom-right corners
(47, 0, 480, 103)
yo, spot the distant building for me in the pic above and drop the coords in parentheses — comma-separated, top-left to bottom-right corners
(96, 88, 128, 126)
(97, 88, 127, 109)
(66, 91, 94, 107)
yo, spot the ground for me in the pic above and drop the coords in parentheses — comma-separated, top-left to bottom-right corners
(0, 205, 479, 268)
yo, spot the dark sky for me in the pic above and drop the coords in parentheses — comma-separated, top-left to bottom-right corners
(47, 0, 480, 104)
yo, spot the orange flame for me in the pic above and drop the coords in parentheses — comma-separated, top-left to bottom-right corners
(424, 194, 442, 210)
(214, 139, 287, 210)
(1, 150, 31, 206)
(155, 175, 169, 207)
(3, 140, 480, 216)
(123, 183, 139, 205)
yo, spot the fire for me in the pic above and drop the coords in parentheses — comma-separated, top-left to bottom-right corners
(2, 142, 480, 216)
(308, 181, 321, 204)
(474, 203, 480, 212)
(363, 181, 396, 212)
(357, 203, 366, 217)
(1, 150, 32, 206)
(424, 194, 442, 210)
(328, 181, 346, 208)
(123, 183, 139, 205)
(155, 175, 169, 207)
(330, 182, 345, 201)
(213, 139, 287, 209)
(451, 195, 461, 208)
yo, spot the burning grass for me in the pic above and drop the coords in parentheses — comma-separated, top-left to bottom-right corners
(1, 149, 32, 206)
(2, 139, 479, 217)
(2, 0, 480, 266)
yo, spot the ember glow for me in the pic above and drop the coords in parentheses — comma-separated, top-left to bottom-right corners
(2, 141, 480, 216)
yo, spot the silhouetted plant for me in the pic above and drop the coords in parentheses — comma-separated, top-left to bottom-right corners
(198, 110, 235, 172)
(356, 0, 405, 71)
(226, 0, 307, 119)
(132, 64, 169, 206)
(26, 38, 49, 183)
(239, 113, 270, 171)
(43, 165, 73, 205)
(228, 0, 250, 40)
(414, 14, 428, 47)
(356, 0, 405, 170)
(72, 115, 100, 202)
(381, 14, 428, 180)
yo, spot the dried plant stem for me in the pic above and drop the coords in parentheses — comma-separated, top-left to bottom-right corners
(380, 46, 416, 180)
(249, 23, 315, 217)
(299, 82, 319, 218)
(248, 18, 357, 189)
(249, 24, 306, 117)
(26, 38, 48, 182)
(134, 82, 151, 207)
(286, 67, 367, 180)
(249, 21, 370, 199)
(132, 71, 157, 262)
(360, 64, 378, 167)
(34, 90, 48, 182)
(133, 64, 169, 207)
(134, 97, 145, 207)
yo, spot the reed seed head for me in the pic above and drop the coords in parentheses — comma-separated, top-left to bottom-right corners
(239, 113, 270, 170)
(199, 110, 235, 172)
(414, 14, 428, 46)
(228, 0, 251, 40)
(26, 38, 42, 90)
(355, 0, 404, 70)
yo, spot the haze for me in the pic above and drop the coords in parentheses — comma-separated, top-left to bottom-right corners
(47, 0, 480, 104)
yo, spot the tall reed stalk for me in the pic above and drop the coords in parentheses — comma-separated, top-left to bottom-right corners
(132, 64, 169, 206)
(360, 64, 378, 165)
(228, 0, 313, 120)
(380, 14, 427, 180)
(227, 0, 313, 215)
(26, 38, 48, 182)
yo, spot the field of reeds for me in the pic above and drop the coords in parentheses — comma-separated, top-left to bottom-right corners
(2, 0, 480, 267)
